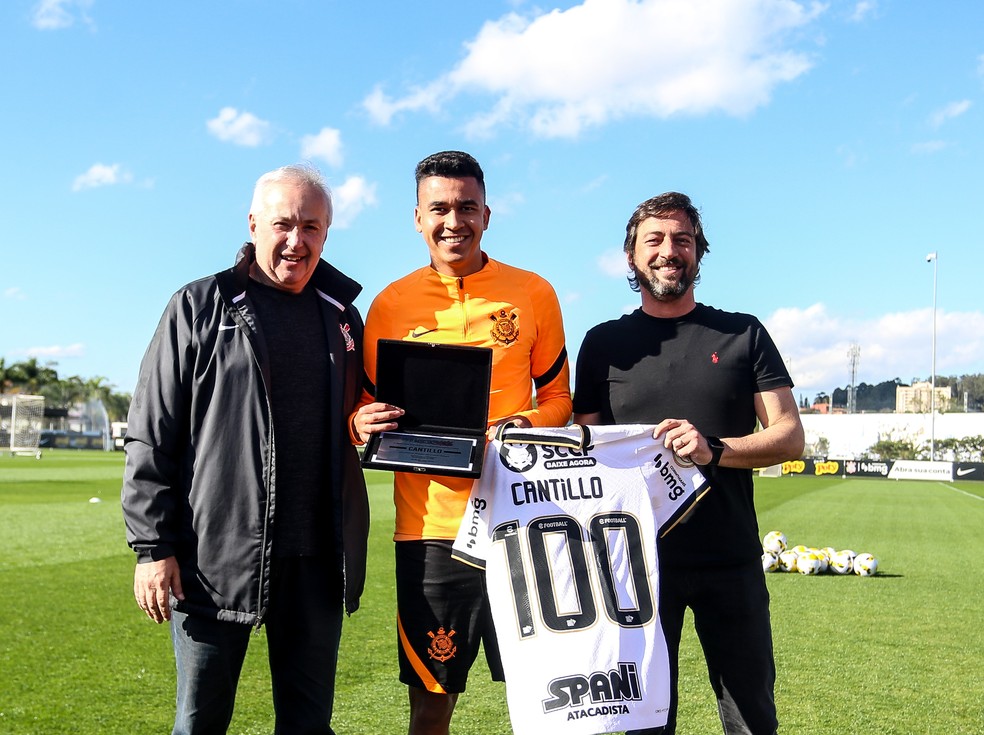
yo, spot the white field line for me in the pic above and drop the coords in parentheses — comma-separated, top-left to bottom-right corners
(939, 481, 984, 500)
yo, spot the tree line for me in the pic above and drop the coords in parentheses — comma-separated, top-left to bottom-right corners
(805, 374, 984, 413)
(4, 357, 982, 427)
(0, 357, 131, 423)
(866, 435, 984, 462)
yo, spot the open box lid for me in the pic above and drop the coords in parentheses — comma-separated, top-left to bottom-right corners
(374, 339, 492, 434)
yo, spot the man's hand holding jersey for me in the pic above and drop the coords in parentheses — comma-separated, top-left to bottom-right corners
(652, 418, 718, 467)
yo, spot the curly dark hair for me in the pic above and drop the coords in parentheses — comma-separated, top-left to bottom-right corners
(623, 192, 710, 292)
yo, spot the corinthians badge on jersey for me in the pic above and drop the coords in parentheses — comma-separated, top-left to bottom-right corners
(427, 627, 457, 662)
(499, 442, 537, 472)
(489, 308, 519, 345)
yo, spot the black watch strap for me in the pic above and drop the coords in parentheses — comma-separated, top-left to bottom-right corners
(703, 436, 724, 466)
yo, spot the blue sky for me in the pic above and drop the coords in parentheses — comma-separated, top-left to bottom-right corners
(2, 0, 982, 404)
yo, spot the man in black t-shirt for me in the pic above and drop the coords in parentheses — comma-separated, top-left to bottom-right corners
(573, 192, 804, 735)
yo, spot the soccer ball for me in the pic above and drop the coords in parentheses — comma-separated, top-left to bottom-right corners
(814, 548, 830, 574)
(778, 550, 799, 573)
(762, 551, 779, 573)
(829, 550, 855, 575)
(763, 530, 787, 555)
(796, 552, 822, 575)
(854, 553, 879, 576)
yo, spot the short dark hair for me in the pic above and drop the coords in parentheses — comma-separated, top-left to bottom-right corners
(415, 151, 486, 200)
(623, 192, 710, 292)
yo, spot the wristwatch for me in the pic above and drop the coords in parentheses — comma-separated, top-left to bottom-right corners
(701, 436, 725, 467)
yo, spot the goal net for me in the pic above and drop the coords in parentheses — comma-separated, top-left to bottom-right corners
(758, 463, 783, 478)
(1, 394, 45, 456)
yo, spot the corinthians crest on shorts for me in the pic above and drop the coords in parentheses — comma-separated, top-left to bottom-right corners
(489, 308, 519, 345)
(427, 626, 457, 662)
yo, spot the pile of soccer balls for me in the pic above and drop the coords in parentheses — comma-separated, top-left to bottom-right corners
(761, 530, 879, 576)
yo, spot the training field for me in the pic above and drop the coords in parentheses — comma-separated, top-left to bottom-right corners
(1, 451, 982, 734)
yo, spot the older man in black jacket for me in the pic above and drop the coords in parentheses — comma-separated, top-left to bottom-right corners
(122, 164, 368, 735)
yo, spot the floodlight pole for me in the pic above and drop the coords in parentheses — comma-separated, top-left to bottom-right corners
(927, 252, 938, 461)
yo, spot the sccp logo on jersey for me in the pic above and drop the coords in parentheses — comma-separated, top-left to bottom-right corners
(499, 442, 599, 472)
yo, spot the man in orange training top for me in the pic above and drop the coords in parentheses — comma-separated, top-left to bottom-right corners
(352, 150, 572, 735)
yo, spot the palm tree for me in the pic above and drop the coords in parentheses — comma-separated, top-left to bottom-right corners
(0, 357, 10, 393)
(6, 358, 59, 395)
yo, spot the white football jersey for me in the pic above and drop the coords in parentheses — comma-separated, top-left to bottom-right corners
(452, 424, 710, 735)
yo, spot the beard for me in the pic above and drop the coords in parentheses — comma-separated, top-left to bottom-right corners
(633, 257, 696, 301)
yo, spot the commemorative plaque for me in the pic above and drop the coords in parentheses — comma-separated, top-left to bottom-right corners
(361, 339, 493, 478)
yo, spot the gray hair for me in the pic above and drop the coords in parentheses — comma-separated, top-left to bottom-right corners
(250, 164, 333, 225)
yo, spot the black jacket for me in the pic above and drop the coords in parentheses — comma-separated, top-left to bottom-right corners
(122, 243, 369, 623)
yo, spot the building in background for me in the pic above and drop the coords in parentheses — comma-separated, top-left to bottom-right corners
(896, 382, 952, 413)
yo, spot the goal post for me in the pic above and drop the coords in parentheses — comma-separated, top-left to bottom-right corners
(1, 394, 45, 457)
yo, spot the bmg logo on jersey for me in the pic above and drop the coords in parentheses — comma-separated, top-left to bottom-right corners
(542, 661, 642, 715)
(653, 453, 692, 501)
(460, 497, 491, 551)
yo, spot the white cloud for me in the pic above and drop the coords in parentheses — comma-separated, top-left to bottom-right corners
(4, 287, 27, 301)
(32, 0, 93, 30)
(929, 99, 971, 128)
(836, 144, 863, 168)
(763, 304, 984, 399)
(488, 191, 525, 216)
(72, 163, 132, 191)
(848, 0, 877, 22)
(911, 140, 948, 155)
(364, 0, 823, 138)
(300, 127, 343, 168)
(363, 85, 439, 127)
(329, 176, 378, 229)
(15, 343, 86, 358)
(580, 175, 609, 193)
(206, 107, 272, 147)
(597, 250, 628, 278)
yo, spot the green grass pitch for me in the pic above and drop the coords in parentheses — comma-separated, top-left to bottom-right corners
(1, 451, 982, 734)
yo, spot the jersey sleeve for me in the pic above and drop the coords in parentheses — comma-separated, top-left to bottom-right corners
(450, 466, 495, 569)
(644, 448, 711, 537)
